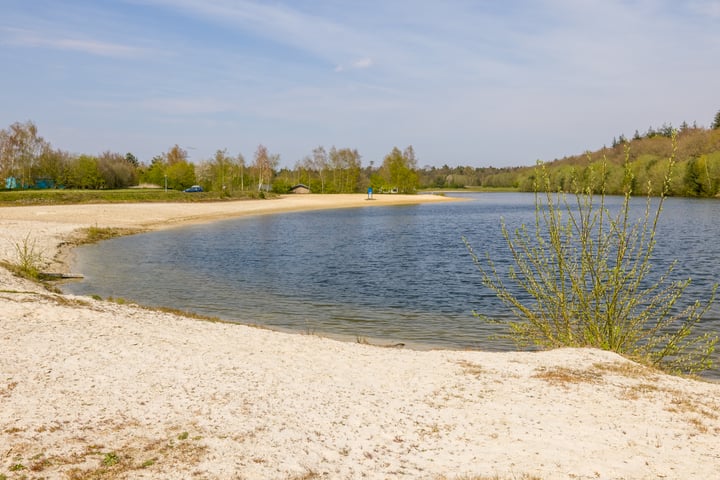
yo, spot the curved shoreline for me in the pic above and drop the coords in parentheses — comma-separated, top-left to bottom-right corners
(0, 193, 460, 274)
(0, 194, 458, 267)
(2, 194, 720, 479)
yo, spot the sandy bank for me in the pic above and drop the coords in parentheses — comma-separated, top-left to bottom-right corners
(1, 194, 719, 479)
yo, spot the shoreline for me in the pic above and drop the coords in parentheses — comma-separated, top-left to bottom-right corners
(2, 194, 720, 479)
(0, 193, 461, 273)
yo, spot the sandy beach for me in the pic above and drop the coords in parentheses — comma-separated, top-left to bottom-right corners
(1, 194, 719, 480)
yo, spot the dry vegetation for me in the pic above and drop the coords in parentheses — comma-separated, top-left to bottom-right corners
(436, 474, 543, 480)
(2, 428, 206, 480)
(529, 360, 720, 437)
(455, 359, 486, 378)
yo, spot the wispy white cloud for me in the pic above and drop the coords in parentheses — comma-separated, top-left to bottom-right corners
(334, 57, 373, 73)
(0, 26, 152, 58)
(68, 95, 236, 116)
(133, 0, 362, 62)
(139, 97, 233, 115)
(352, 57, 373, 69)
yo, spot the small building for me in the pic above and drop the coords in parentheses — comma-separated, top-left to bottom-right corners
(289, 184, 311, 194)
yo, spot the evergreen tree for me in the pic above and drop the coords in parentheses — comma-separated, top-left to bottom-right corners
(125, 152, 139, 167)
(712, 110, 720, 130)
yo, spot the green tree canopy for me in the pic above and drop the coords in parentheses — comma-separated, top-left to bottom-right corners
(196, 149, 247, 194)
(377, 146, 419, 193)
(166, 160, 196, 190)
(139, 145, 196, 190)
(63, 155, 104, 189)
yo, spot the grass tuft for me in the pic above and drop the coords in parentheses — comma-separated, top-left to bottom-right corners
(4, 233, 45, 280)
(102, 452, 120, 467)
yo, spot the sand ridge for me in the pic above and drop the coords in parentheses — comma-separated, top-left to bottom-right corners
(1, 194, 719, 479)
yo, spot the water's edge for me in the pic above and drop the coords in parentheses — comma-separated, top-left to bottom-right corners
(63, 193, 720, 379)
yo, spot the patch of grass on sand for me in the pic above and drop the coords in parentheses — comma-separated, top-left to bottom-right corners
(437, 474, 543, 480)
(532, 366, 604, 386)
(0, 233, 45, 280)
(4, 430, 207, 480)
(287, 470, 322, 480)
(456, 360, 485, 377)
(533, 360, 659, 387)
(80, 226, 144, 245)
(591, 361, 659, 379)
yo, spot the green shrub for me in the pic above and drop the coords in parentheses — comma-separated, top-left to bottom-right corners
(466, 136, 718, 375)
(102, 452, 119, 467)
(12, 233, 45, 279)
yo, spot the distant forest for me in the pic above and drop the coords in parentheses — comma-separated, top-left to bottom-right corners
(419, 112, 720, 197)
(2, 110, 720, 197)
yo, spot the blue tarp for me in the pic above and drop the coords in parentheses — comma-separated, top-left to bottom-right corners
(35, 178, 54, 189)
(3, 177, 55, 189)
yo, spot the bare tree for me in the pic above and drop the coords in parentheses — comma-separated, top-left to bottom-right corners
(309, 146, 328, 193)
(97, 151, 138, 188)
(253, 144, 278, 192)
(329, 147, 362, 192)
(166, 144, 188, 165)
(235, 153, 246, 192)
(0, 121, 49, 187)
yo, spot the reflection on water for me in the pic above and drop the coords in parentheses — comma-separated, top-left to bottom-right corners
(64, 193, 720, 378)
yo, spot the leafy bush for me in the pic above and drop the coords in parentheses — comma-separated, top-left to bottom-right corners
(466, 139, 718, 375)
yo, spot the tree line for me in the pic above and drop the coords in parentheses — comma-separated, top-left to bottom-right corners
(0, 121, 421, 194)
(513, 119, 720, 197)
(420, 113, 720, 197)
(2, 110, 720, 196)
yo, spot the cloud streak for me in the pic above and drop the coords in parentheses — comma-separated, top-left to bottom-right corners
(0, 27, 152, 58)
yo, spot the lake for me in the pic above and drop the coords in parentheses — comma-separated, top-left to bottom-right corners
(64, 193, 720, 377)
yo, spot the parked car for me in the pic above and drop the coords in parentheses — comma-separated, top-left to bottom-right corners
(184, 185, 203, 193)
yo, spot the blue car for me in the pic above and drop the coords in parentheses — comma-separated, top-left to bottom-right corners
(184, 185, 203, 193)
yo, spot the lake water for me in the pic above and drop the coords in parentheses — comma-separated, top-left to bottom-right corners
(64, 193, 720, 378)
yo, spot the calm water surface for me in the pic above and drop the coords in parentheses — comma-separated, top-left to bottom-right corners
(64, 193, 720, 377)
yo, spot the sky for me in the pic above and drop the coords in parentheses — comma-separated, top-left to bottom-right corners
(1, 0, 719, 169)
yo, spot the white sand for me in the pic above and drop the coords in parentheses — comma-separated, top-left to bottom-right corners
(1, 194, 719, 480)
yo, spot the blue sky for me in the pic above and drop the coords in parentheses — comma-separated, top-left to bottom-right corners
(1, 0, 719, 168)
